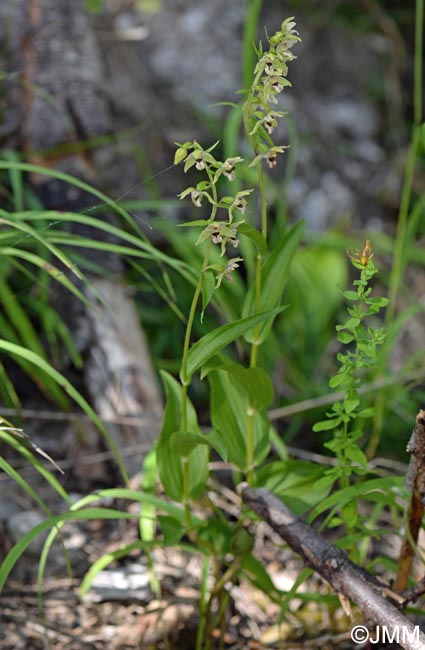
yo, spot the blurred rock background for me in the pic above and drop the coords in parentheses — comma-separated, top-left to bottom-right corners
(85, 0, 414, 232)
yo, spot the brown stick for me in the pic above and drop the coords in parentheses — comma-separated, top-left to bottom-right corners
(402, 575, 425, 605)
(394, 410, 425, 592)
(241, 486, 425, 650)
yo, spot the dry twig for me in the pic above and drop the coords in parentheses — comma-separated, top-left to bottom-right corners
(394, 409, 425, 592)
(241, 486, 425, 650)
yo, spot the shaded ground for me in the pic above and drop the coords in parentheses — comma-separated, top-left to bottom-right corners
(0, 432, 409, 649)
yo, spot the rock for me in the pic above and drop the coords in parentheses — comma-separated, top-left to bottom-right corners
(7, 510, 48, 555)
(298, 172, 354, 230)
(322, 100, 380, 140)
(0, 490, 21, 521)
(85, 563, 152, 602)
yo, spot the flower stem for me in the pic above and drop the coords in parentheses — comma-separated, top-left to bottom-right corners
(246, 408, 255, 484)
(180, 241, 212, 526)
(368, 0, 423, 458)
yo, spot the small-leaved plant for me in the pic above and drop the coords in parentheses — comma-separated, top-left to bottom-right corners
(313, 240, 388, 533)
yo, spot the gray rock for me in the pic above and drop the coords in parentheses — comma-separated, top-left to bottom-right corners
(0, 492, 21, 521)
(298, 172, 354, 230)
(323, 100, 380, 140)
(86, 563, 152, 602)
(7, 510, 48, 556)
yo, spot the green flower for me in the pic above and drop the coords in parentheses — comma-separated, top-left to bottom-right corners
(208, 257, 244, 288)
(196, 221, 243, 255)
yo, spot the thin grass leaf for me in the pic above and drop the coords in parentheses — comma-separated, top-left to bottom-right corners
(0, 358, 20, 408)
(79, 541, 153, 598)
(128, 260, 186, 323)
(308, 476, 405, 523)
(0, 300, 68, 406)
(0, 456, 53, 516)
(67, 488, 202, 524)
(17, 211, 194, 282)
(0, 214, 82, 279)
(0, 161, 145, 237)
(4, 151, 24, 212)
(0, 340, 129, 485)
(0, 428, 65, 477)
(0, 276, 49, 357)
(0, 248, 89, 305)
(34, 488, 203, 600)
(279, 567, 313, 619)
(0, 508, 139, 593)
(140, 448, 158, 543)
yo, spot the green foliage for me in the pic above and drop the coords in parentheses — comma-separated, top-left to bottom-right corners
(156, 370, 208, 501)
(209, 368, 270, 470)
(84, 0, 103, 14)
(254, 460, 331, 514)
(312, 242, 389, 530)
(241, 220, 304, 344)
(277, 244, 348, 392)
(1, 2, 424, 647)
(151, 18, 306, 646)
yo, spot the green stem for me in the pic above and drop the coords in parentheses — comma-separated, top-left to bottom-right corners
(180, 178, 216, 390)
(243, 0, 264, 90)
(196, 556, 211, 650)
(246, 407, 255, 484)
(182, 456, 191, 530)
(386, 127, 421, 326)
(340, 421, 350, 491)
(414, 0, 423, 128)
(258, 164, 268, 239)
(180, 241, 212, 527)
(249, 250, 263, 368)
(249, 162, 267, 366)
(243, 89, 269, 481)
(369, 0, 423, 458)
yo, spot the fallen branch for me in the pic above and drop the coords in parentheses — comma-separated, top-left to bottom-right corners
(241, 485, 425, 650)
(402, 575, 425, 605)
(395, 409, 425, 592)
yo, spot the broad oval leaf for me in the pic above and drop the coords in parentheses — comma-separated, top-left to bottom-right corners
(202, 360, 273, 410)
(156, 371, 208, 501)
(255, 460, 331, 514)
(201, 271, 215, 321)
(209, 369, 270, 469)
(209, 370, 246, 468)
(158, 515, 185, 546)
(182, 307, 282, 383)
(344, 389, 360, 413)
(237, 222, 267, 255)
(242, 220, 304, 344)
(337, 331, 355, 344)
(169, 431, 209, 456)
(345, 445, 368, 468)
(312, 418, 341, 432)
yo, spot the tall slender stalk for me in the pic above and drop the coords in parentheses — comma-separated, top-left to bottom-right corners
(241, 19, 300, 479)
(368, 0, 423, 458)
